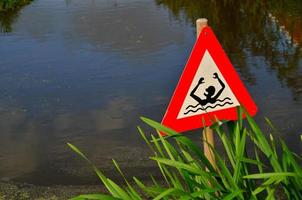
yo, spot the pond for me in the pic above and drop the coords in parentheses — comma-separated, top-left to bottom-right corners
(0, 0, 301, 186)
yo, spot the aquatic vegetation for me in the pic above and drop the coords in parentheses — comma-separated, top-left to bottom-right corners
(68, 108, 302, 199)
(0, 0, 32, 12)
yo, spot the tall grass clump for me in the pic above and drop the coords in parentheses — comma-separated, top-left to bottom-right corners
(68, 107, 302, 199)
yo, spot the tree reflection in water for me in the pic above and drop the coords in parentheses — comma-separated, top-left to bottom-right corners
(156, 0, 302, 100)
(0, 9, 19, 32)
(0, 0, 33, 33)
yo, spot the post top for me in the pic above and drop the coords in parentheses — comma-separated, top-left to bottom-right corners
(196, 18, 208, 24)
(196, 18, 208, 37)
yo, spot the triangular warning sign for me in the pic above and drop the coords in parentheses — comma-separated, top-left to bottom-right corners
(162, 26, 257, 133)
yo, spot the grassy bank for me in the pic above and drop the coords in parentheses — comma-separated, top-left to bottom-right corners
(69, 108, 302, 199)
(0, 0, 32, 12)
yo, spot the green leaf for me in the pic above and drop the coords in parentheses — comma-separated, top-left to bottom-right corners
(141, 117, 216, 172)
(112, 160, 142, 200)
(222, 190, 243, 200)
(153, 188, 191, 200)
(244, 172, 298, 179)
(151, 157, 213, 178)
(67, 143, 91, 164)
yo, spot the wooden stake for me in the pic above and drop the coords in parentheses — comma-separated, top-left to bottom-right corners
(203, 127, 216, 169)
(196, 18, 216, 170)
(196, 18, 208, 38)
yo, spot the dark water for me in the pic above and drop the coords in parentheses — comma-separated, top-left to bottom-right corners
(0, 0, 301, 185)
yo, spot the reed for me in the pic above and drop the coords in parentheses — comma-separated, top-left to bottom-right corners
(68, 107, 302, 199)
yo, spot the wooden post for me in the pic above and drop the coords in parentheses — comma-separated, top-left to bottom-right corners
(196, 18, 216, 170)
(196, 18, 208, 38)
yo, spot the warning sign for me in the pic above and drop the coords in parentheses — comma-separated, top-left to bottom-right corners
(162, 26, 257, 133)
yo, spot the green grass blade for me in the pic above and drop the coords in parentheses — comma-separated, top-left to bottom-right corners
(106, 179, 132, 200)
(265, 188, 276, 200)
(222, 189, 243, 200)
(153, 188, 191, 200)
(137, 126, 155, 153)
(244, 172, 298, 179)
(112, 159, 142, 200)
(67, 143, 121, 196)
(246, 114, 282, 172)
(151, 157, 213, 178)
(67, 143, 91, 164)
(141, 117, 215, 172)
(215, 126, 236, 168)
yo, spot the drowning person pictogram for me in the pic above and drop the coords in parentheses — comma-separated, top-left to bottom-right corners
(184, 72, 233, 115)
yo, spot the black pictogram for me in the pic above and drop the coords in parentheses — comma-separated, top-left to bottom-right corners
(184, 72, 233, 115)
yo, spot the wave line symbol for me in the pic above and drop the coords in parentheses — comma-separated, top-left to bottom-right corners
(185, 97, 231, 110)
(184, 101, 234, 115)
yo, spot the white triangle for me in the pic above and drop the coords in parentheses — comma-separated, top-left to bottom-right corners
(177, 50, 240, 119)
